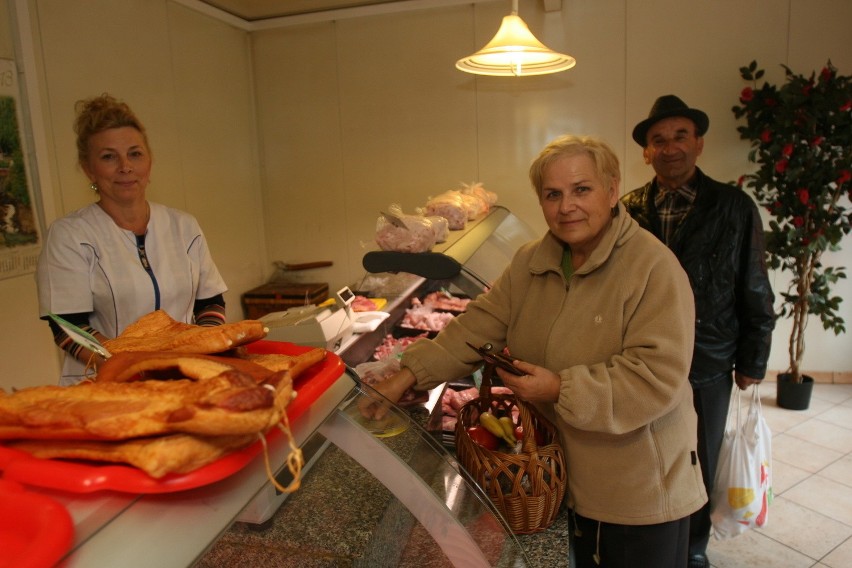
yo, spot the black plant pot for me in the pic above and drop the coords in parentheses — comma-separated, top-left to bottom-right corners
(777, 373, 815, 410)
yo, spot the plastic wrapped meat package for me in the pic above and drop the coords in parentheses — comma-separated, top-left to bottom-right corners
(461, 182, 498, 211)
(424, 183, 497, 229)
(374, 204, 437, 253)
(424, 190, 468, 230)
(426, 215, 449, 243)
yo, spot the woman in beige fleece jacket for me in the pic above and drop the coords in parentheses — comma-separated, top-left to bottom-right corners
(361, 134, 706, 568)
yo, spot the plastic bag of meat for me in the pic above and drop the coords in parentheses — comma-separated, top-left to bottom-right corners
(459, 190, 488, 220)
(427, 215, 449, 243)
(413, 207, 450, 244)
(354, 357, 428, 407)
(461, 182, 497, 213)
(424, 190, 467, 230)
(375, 204, 437, 253)
(463, 182, 497, 206)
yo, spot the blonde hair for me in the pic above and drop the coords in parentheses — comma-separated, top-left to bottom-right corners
(529, 134, 621, 195)
(74, 93, 150, 167)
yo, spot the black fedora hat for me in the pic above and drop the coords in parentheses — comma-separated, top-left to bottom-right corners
(632, 95, 709, 146)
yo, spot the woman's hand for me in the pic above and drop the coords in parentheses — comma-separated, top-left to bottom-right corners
(357, 366, 417, 420)
(497, 360, 560, 404)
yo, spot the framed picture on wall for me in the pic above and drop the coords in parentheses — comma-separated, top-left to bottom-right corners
(0, 58, 42, 280)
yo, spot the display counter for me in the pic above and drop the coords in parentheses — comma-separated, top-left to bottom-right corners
(2, 364, 555, 567)
(197, 385, 570, 568)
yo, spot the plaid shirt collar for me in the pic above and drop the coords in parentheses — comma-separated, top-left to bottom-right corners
(654, 183, 697, 208)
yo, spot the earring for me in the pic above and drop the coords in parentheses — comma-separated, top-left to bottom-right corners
(90, 182, 99, 192)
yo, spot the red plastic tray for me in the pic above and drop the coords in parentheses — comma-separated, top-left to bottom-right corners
(0, 479, 74, 568)
(0, 341, 344, 494)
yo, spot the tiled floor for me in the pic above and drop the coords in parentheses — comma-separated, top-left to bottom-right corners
(707, 382, 852, 568)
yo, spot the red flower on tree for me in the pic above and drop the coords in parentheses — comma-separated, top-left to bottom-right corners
(838, 170, 852, 185)
(760, 130, 773, 143)
(797, 188, 809, 204)
(782, 143, 794, 157)
(740, 87, 754, 102)
(793, 216, 804, 227)
(775, 160, 788, 174)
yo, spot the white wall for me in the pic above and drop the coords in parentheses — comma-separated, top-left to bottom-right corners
(1, 0, 850, 390)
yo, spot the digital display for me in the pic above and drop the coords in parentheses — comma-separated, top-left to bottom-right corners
(336, 286, 355, 307)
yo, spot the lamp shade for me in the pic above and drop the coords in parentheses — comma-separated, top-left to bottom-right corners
(455, 14, 576, 77)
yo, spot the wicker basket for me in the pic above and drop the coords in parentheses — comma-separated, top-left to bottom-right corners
(454, 364, 567, 534)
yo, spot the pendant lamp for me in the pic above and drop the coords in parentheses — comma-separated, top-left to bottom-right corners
(455, 0, 576, 77)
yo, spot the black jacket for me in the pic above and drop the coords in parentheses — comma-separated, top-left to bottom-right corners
(621, 167, 775, 388)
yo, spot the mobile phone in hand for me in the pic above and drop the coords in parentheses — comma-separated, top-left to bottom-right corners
(466, 342, 525, 376)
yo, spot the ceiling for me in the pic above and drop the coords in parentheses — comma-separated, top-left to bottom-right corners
(195, 0, 452, 22)
(187, 0, 556, 28)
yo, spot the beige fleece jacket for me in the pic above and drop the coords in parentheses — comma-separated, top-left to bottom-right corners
(402, 203, 707, 525)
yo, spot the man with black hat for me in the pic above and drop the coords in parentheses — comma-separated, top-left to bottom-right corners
(622, 95, 775, 568)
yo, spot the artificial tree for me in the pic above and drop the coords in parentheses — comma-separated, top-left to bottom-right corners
(733, 60, 852, 384)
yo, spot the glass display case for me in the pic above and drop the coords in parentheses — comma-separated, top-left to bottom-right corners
(199, 380, 535, 567)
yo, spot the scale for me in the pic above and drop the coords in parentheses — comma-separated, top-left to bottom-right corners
(260, 286, 356, 352)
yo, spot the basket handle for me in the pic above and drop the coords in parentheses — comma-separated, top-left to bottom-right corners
(476, 363, 496, 413)
(517, 400, 541, 455)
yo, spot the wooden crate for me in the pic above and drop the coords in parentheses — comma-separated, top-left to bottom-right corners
(241, 282, 329, 319)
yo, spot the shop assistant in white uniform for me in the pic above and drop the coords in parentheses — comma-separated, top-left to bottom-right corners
(36, 94, 227, 385)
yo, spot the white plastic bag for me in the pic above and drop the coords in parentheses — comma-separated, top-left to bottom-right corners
(710, 385, 772, 540)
